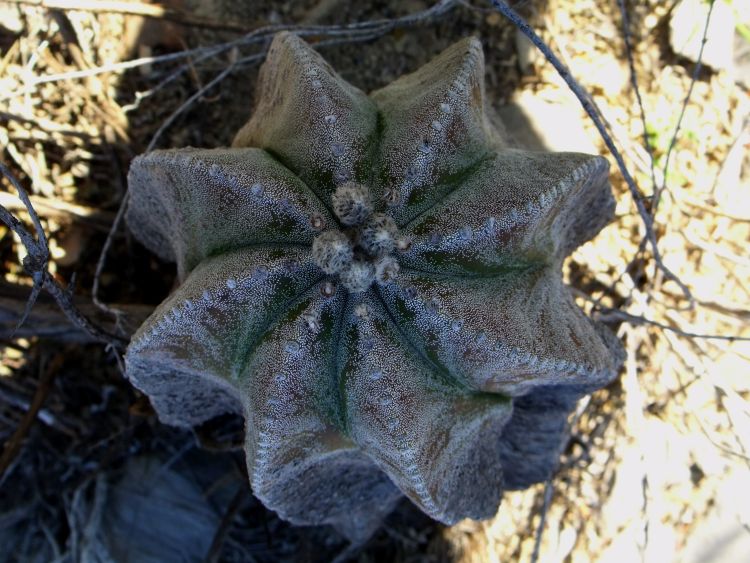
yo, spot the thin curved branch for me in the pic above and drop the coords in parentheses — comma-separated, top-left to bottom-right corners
(487, 0, 694, 304)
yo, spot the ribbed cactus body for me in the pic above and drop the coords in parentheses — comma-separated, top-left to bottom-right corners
(125, 32, 624, 539)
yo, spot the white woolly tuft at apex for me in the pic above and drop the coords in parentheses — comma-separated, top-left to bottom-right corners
(312, 182, 404, 292)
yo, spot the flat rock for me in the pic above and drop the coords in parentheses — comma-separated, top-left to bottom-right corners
(498, 90, 597, 153)
(670, 0, 735, 72)
(680, 469, 750, 563)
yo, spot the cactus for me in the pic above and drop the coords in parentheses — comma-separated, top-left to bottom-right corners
(125, 32, 624, 540)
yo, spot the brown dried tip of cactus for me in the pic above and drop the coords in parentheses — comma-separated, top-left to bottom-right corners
(124, 31, 624, 541)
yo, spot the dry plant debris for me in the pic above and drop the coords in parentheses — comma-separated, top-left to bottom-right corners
(0, 0, 748, 562)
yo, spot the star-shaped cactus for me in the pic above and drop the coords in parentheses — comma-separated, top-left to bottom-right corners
(125, 32, 624, 539)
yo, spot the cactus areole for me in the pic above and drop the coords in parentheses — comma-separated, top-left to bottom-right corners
(125, 33, 624, 539)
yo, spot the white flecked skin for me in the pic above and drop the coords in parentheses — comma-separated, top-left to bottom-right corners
(125, 32, 624, 540)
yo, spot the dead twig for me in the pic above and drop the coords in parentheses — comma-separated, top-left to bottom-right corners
(0, 163, 128, 349)
(0, 191, 117, 232)
(0, 110, 94, 139)
(530, 479, 554, 563)
(146, 58, 240, 154)
(593, 307, 750, 342)
(0, 384, 72, 434)
(678, 193, 750, 222)
(203, 487, 249, 563)
(488, 0, 693, 304)
(655, 0, 715, 213)
(0, 351, 65, 479)
(0, 161, 49, 337)
(681, 228, 750, 268)
(7, 0, 256, 33)
(1, 0, 460, 100)
(0, 283, 153, 342)
(616, 0, 657, 194)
